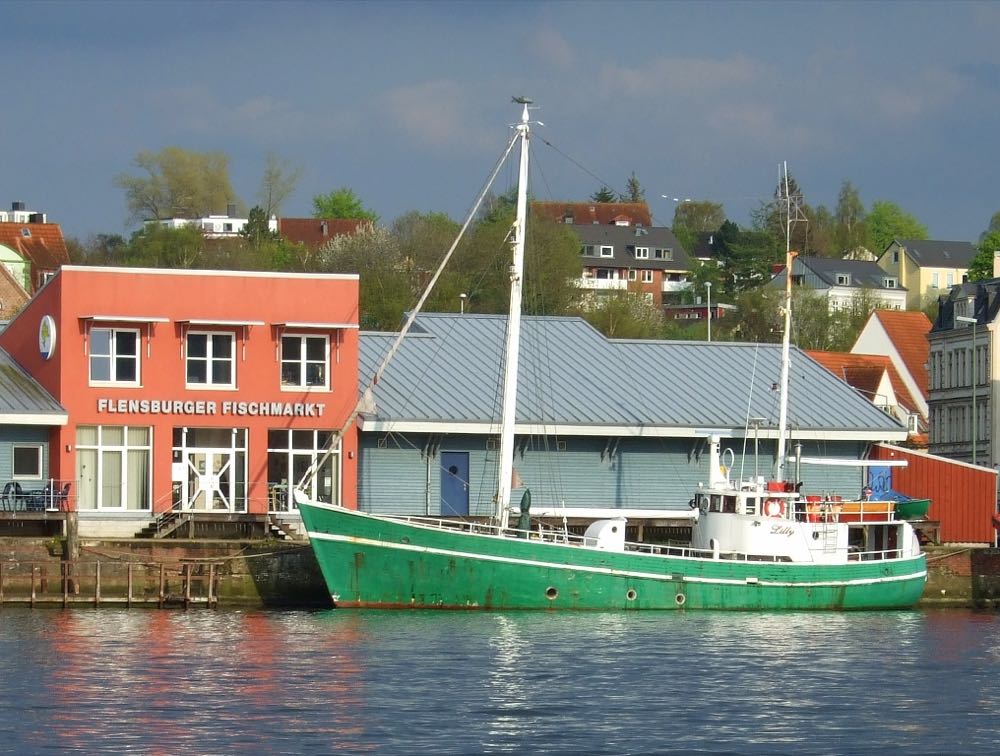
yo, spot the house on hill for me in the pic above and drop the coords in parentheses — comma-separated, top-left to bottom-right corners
(0, 201, 70, 298)
(532, 201, 652, 227)
(877, 239, 976, 310)
(773, 256, 906, 311)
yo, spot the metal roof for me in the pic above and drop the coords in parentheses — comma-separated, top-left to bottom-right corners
(359, 313, 905, 440)
(0, 348, 67, 424)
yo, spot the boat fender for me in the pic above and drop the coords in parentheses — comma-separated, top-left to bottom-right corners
(763, 498, 785, 518)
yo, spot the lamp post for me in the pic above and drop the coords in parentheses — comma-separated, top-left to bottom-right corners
(705, 281, 712, 342)
(956, 315, 977, 465)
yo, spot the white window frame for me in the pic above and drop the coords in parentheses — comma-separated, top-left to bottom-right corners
(836, 273, 850, 286)
(640, 270, 654, 283)
(628, 269, 637, 281)
(186, 331, 236, 389)
(884, 278, 897, 289)
(12, 444, 43, 480)
(600, 245, 614, 258)
(89, 327, 141, 386)
(281, 334, 330, 391)
(75, 425, 152, 511)
(654, 247, 673, 261)
(635, 246, 649, 259)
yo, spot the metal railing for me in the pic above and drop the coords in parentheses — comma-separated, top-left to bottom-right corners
(0, 479, 73, 513)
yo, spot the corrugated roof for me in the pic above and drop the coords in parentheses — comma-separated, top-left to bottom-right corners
(0, 348, 66, 422)
(360, 313, 904, 436)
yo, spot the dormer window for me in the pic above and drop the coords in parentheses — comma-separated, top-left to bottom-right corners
(836, 273, 851, 286)
(20, 228, 30, 238)
(654, 248, 673, 261)
(884, 277, 897, 289)
(580, 244, 596, 257)
(600, 246, 613, 258)
(635, 246, 649, 259)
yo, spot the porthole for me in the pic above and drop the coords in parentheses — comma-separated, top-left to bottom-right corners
(626, 589, 637, 601)
(675, 593, 686, 606)
(545, 586, 558, 600)
(400, 537, 410, 544)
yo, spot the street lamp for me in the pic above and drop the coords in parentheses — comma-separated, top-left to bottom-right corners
(705, 281, 712, 342)
(956, 315, 977, 465)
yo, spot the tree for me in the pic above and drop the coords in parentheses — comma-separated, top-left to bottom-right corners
(833, 181, 869, 256)
(672, 200, 726, 235)
(716, 221, 780, 295)
(806, 204, 837, 258)
(730, 286, 783, 343)
(578, 292, 665, 339)
(69, 233, 128, 265)
(619, 172, 645, 203)
(122, 223, 206, 269)
(257, 153, 301, 218)
(967, 230, 1000, 281)
(116, 147, 240, 224)
(312, 187, 379, 222)
(752, 171, 810, 254)
(790, 287, 835, 349)
(866, 200, 927, 254)
(590, 185, 616, 203)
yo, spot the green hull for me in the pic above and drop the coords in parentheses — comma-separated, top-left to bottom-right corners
(895, 498, 931, 520)
(299, 502, 927, 611)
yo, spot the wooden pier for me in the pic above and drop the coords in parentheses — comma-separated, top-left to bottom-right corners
(0, 559, 222, 608)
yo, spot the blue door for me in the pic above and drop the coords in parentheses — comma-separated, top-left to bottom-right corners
(440, 452, 470, 516)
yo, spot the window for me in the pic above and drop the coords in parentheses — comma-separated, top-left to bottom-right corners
(654, 248, 673, 261)
(884, 278, 897, 288)
(932, 272, 940, 288)
(186, 332, 235, 387)
(75, 426, 151, 510)
(947, 273, 954, 287)
(644, 292, 654, 303)
(90, 328, 139, 384)
(20, 228, 30, 238)
(281, 335, 329, 389)
(635, 246, 649, 259)
(836, 273, 851, 286)
(892, 250, 899, 263)
(600, 245, 614, 258)
(267, 429, 340, 510)
(580, 245, 596, 257)
(628, 269, 637, 281)
(641, 270, 654, 283)
(12, 445, 42, 479)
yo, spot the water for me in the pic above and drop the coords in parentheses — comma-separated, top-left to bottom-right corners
(0, 608, 997, 755)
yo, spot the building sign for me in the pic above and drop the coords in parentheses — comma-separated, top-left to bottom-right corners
(97, 398, 327, 417)
(38, 315, 56, 360)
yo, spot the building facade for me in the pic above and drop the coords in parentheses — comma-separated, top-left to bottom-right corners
(878, 239, 976, 311)
(0, 266, 360, 537)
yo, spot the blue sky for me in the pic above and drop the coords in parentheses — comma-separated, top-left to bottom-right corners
(3, 0, 1000, 243)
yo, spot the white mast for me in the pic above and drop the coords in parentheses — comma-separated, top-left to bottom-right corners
(495, 101, 531, 528)
(774, 161, 802, 482)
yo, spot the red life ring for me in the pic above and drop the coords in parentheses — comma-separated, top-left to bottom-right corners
(763, 498, 785, 518)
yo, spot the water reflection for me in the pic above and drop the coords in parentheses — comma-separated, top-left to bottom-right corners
(1, 608, 999, 754)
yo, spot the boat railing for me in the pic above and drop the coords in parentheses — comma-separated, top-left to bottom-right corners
(794, 498, 900, 524)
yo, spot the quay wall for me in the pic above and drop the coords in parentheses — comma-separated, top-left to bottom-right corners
(0, 539, 997, 609)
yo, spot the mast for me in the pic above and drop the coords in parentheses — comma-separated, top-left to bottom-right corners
(774, 161, 800, 483)
(495, 101, 531, 529)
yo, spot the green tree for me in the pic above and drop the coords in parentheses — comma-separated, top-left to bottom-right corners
(790, 287, 835, 349)
(69, 233, 128, 265)
(672, 200, 726, 254)
(240, 206, 279, 247)
(123, 223, 206, 268)
(312, 187, 379, 222)
(834, 181, 869, 256)
(752, 171, 810, 254)
(590, 185, 616, 203)
(866, 200, 928, 254)
(619, 172, 645, 202)
(967, 230, 1000, 281)
(717, 221, 780, 294)
(257, 153, 301, 218)
(806, 204, 836, 258)
(116, 147, 240, 224)
(578, 292, 665, 339)
(730, 285, 783, 343)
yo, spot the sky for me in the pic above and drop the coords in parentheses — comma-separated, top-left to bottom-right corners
(3, 0, 1000, 244)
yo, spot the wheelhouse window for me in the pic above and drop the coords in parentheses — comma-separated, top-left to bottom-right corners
(281, 334, 329, 389)
(12, 445, 42, 479)
(186, 332, 235, 388)
(89, 328, 139, 384)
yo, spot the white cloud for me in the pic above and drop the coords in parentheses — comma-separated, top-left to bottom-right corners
(528, 28, 575, 71)
(381, 80, 496, 151)
(599, 55, 766, 98)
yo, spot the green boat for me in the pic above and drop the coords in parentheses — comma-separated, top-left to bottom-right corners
(895, 498, 931, 520)
(296, 103, 926, 611)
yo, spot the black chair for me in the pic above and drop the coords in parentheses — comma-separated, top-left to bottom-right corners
(0, 482, 13, 511)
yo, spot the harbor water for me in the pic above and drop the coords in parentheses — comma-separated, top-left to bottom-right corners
(0, 608, 998, 754)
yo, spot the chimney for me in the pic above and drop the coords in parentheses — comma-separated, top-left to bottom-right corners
(227, 203, 237, 217)
(321, 221, 328, 237)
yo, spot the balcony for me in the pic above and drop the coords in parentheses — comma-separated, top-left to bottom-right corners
(576, 277, 627, 291)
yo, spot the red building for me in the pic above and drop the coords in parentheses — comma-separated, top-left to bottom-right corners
(0, 266, 359, 537)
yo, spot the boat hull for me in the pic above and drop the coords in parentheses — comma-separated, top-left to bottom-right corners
(299, 502, 927, 611)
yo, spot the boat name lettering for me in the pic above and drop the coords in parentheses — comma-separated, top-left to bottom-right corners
(96, 398, 326, 417)
(770, 525, 795, 537)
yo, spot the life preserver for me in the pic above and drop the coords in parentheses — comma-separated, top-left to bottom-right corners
(763, 498, 785, 518)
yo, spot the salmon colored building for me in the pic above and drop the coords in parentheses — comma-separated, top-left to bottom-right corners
(0, 266, 360, 537)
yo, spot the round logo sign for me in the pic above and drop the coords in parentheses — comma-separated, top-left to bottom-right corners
(38, 315, 56, 360)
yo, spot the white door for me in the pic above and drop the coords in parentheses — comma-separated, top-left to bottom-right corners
(184, 449, 233, 510)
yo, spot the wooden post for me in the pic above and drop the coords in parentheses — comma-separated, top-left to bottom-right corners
(208, 562, 216, 607)
(184, 563, 191, 607)
(158, 563, 165, 608)
(62, 561, 68, 608)
(30, 563, 36, 608)
(127, 563, 133, 608)
(0, 561, 4, 604)
(95, 561, 101, 607)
